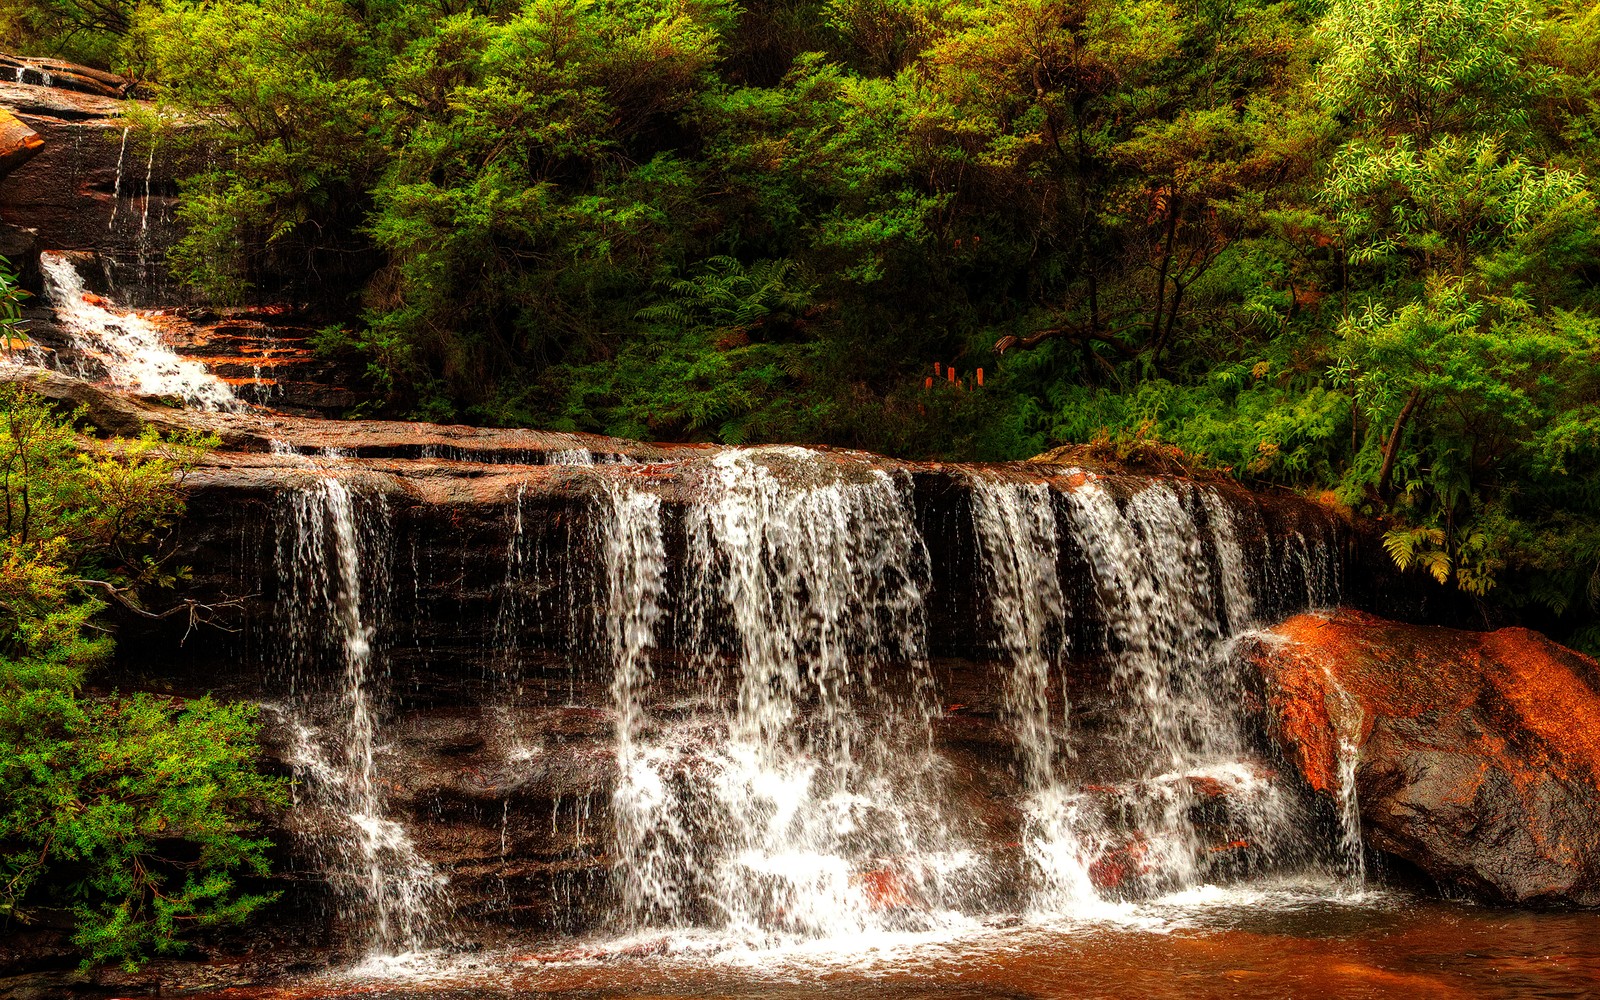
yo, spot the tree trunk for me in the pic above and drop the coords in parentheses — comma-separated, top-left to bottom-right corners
(1149, 198, 1180, 347)
(1377, 389, 1423, 498)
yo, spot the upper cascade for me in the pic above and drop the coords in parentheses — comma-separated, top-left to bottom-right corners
(38, 251, 243, 410)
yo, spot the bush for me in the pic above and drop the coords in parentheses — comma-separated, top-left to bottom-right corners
(0, 384, 284, 968)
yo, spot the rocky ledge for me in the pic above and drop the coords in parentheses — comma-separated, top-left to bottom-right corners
(7, 368, 1600, 998)
(1247, 609, 1600, 905)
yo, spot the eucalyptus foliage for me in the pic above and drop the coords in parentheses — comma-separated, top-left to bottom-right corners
(10, 0, 1600, 642)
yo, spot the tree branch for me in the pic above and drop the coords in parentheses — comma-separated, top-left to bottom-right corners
(70, 579, 255, 643)
(1377, 389, 1424, 498)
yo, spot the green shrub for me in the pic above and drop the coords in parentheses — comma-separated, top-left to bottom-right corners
(0, 384, 285, 968)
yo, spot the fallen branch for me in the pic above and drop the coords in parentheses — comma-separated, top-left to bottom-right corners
(70, 578, 255, 643)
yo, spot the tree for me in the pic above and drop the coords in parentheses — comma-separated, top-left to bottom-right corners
(1316, 0, 1549, 143)
(0, 383, 284, 968)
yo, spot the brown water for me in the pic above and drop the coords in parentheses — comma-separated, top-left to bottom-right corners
(188, 892, 1600, 1000)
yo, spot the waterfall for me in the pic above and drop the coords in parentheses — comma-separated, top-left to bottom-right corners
(493, 483, 533, 676)
(230, 439, 1360, 960)
(970, 479, 1067, 790)
(1063, 479, 1308, 893)
(1323, 667, 1366, 887)
(606, 448, 973, 941)
(276, 467, 448, 954)
(971, 474, 1324, 909)
(550, 448, 597, 466)
(38, 251, 241, 410)
(968, 479, 1103, 911)
(600, 482, 672, 919)
(107, 127, 129, 232)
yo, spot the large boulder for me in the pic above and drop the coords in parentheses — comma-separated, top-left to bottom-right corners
(1248, 610, 1600, 905)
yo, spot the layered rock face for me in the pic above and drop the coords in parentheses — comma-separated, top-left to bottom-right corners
(16, 362, 1595, 964)
(0, 77, 182, 299)
(1248, 610, 1600, 905)
(15, 363, 1343, 955)
(0, 65, 371, 416)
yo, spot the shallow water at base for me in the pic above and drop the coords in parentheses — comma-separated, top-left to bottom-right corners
(184, 891, 1600, 1000)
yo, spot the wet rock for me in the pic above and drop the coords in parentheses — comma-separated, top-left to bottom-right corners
(0, 54, 135, 99)
(0, 107, 42, 180)
(1248, 609, 1600, 905)
(0, 77, 189, 302)
(1, 370, 1411, 975)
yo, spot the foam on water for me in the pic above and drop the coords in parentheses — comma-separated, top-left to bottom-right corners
(39, 251, 241, 410)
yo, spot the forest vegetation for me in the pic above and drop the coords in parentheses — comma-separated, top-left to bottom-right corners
(0, 367, 282, 966)
(3, 0, 1599, 647)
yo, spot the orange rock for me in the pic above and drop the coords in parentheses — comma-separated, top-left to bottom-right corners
(1248, 610, 1600, 904)
(851, 867, 916, 910)
(1089, 835, 1150, 890)
(0, 108, 42, 179)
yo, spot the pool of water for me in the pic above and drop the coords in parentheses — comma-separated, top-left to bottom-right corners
(188, 886, 1600, 1000)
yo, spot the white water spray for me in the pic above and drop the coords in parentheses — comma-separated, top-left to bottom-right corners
(39, 251, 240, 409)
(606, 448, 974, 943)
(278, 469, 448, 954)
(971, 474, 1329, 910)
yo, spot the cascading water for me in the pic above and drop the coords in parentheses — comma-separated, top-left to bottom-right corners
(970, 472, 1332, 913)
(107, 127, 129, 232)
(605, 448, 976, 942)
(970, 479, 1067, 792)
(1323, 667, 1366, 887)
(550, 448, 597, 466)
(968, 480, 1103, 911)
(206, 435, 1361, 969)
(276, 463, 448, 954)
(598, 482, 671, 919)
(38, 251, 241, 410)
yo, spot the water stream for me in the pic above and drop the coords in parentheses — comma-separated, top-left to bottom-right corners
(968, 475, 1329, 916)
(275, 459, 447, 955)
(38, 250, 241, 409)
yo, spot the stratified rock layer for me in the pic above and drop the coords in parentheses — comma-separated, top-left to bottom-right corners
(1249, 609, 1600, 905)
(0, 79, 182, 296)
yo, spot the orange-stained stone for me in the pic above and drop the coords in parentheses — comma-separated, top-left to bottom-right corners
(851, 867, 916, 911)
(1088, 834, 1150, 890)
(1247, 609, 1600, 904)
(1257, 611, 1600, 795)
